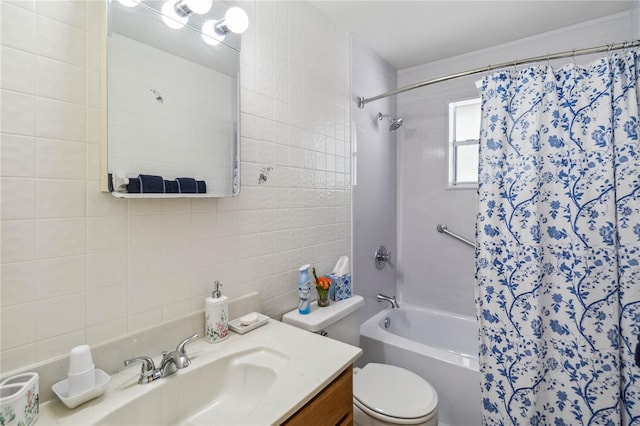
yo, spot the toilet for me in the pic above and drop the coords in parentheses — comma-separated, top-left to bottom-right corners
(282, 295, 438, 426)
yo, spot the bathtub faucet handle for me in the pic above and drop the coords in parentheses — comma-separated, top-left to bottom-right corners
(376, 293, 399, 309)
(374, 246, 392, 269)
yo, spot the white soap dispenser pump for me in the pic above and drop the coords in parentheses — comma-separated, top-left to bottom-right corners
(205, 280, 229, 343)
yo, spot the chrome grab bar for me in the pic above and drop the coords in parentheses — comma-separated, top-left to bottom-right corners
(436, 224, 475, 248)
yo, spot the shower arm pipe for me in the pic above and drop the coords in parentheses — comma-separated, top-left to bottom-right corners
(357, 39, 640, 108)
(436, 224, 475, 248)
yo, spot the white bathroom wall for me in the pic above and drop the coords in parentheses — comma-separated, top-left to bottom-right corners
(350, 37, 398, 321)
(396, 11, 637, 317)
(0, 0, 351, 373)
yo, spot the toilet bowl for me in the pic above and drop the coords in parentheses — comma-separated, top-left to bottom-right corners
(282, 295, 438, 426)
(353, 363, 437, 426)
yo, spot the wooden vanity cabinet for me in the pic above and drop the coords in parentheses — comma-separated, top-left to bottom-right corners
(282, 367, 353, 426)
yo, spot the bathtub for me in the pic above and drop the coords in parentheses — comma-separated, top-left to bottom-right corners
(358, 305, 481, 426)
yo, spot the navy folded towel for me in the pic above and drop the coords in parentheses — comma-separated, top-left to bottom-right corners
(126, 175, 203, 194)
(165, 180, 179, 193)
(139, 174, 165, 193)
(176, 177, 197, 194)
(127, 178, 141, 193)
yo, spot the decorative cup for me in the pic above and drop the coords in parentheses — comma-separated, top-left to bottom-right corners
(68, 345, 95, 396)
(68, 345, 94, 375)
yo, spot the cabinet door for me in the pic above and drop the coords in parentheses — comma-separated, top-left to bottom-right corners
(283, 367, 353, 426)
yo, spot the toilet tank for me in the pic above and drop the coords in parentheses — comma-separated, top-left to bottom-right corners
(282, 295, 364, 346)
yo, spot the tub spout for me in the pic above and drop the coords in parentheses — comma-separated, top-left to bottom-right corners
(377, 293, 399, 309)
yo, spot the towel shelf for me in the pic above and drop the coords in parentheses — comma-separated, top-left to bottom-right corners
(110, 193, 216, 199)
(436, 224, 475, 248)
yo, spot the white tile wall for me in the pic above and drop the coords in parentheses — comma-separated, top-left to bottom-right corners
(1, 46, 37, 94)
(1, 262, 37, 307)
(0, 0, 351, 374)
(1, 91, 36, 135)
(1, 135, 36, 177)
(36, 256, 86, 299)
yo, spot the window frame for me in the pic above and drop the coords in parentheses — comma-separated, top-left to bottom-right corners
(447, 97, 480, 189)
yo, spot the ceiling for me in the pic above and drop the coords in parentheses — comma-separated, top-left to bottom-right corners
(309, 1, 636, 70)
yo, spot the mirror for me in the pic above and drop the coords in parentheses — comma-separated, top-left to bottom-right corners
(104, 0, 241, 197)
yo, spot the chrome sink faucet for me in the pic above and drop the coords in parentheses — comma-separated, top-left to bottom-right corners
(376, 293, 399, 309)
(123, 355, 161, 384)
(124, 333, 199, 384)
(159, 333, 199, 377)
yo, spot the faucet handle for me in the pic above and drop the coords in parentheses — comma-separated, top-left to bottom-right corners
(124, 356, 161, 384)
(176, 333, 199, 354)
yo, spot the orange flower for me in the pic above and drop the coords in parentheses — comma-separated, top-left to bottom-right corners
(316, 277, 332, 290)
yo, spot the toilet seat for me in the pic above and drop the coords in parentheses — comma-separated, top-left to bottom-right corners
(353, 363, 438, 425)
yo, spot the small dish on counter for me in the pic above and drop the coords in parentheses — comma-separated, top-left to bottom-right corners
(228, 312, 269, 334)
(52, 369, 110, 409)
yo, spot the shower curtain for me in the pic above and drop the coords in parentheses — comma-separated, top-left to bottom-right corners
(476, 49, 640, 425)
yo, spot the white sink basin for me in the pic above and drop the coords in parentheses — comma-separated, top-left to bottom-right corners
(38, 320, 362, 425)
(97, 347, 288, 425)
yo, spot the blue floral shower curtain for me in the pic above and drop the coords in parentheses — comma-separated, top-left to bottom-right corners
(476, 50, 640, 425)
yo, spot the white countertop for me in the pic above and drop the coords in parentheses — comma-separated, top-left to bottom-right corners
(37, 319, 362, 425)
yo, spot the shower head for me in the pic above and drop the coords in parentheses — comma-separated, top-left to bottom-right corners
(389, 117, 403, 131)
(378, 112, 403, 131)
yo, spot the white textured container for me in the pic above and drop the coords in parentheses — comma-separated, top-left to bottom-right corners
(205, 282, 229, 343)
(0, 373, 39, 426)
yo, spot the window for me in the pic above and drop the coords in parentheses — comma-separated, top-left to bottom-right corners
(448, 98, 480, 188)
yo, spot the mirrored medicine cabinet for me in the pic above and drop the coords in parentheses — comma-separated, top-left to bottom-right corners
(101, 0, 241, 197)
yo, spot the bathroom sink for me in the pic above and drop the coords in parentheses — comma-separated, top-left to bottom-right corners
(38, 320, 362, 425)
(96, 347, 288, 426)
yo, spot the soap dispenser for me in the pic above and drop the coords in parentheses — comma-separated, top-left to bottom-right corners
(205, 281, 229, 343)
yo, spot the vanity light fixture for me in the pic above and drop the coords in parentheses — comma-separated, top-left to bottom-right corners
(161, 0, 188, 29)
(216, 6, 249, 34)
(159, 1, 249, 42)
(174, 0, 212, 16)
(201, 20, 225, 45)
(201, 6, 249, 45)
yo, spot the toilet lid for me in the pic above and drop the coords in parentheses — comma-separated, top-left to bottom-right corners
(353, 363, 438, 420)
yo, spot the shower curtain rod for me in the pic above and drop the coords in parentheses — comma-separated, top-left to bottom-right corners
(357, 39, 640, 108)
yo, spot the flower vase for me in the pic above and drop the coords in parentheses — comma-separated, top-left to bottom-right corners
(317, 288, 330, 307)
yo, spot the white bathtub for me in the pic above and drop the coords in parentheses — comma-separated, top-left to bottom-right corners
(358, 305, 481, 426)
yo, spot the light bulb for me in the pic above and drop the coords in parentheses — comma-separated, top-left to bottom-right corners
(161, 0, 188, 29)
(116, 0, 138, 6)
(224, 7, 249, 34)
(184, 0, 212, 14)
(201, 20, 225, 46)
